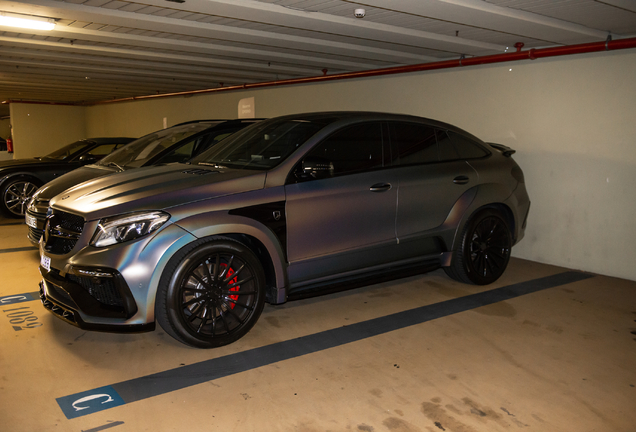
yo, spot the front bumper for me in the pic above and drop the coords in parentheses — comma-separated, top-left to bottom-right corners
(39, 280, 154, 333)
(38, 221, 196, 332)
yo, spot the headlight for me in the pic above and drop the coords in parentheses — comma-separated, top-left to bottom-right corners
(91, 211, 170, 247)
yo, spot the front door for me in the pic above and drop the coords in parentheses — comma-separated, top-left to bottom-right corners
(285, 122, 397, 287)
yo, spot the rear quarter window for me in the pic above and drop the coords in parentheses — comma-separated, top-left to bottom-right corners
(447, 131, 489, 159)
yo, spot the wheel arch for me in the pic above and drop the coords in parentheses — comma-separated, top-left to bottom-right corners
(445, 183, 517, 253)
(174, 212, 288, 298)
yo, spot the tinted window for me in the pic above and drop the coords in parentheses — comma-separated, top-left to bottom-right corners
(99, 122, 214, 168)
(390, 122, 437, 165)
(436, 130, 460, 162)
(153, 132, 213, 165)
(86, 144, 118, 156)
(193, 118, 335, 170)
(448, 131, 489, 159)
(46, 140, 92, 160)
(305, 122, 384, 177)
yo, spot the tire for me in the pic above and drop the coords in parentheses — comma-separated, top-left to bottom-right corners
(444, 209, 512, 285)
(1, 177, 41, 218)
(156, 236, 266, 348)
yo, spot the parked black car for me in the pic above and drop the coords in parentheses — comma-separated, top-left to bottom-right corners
(26, 119, 261, 244)
(0, 137, 135, 218)
(38, 112, 530, 348)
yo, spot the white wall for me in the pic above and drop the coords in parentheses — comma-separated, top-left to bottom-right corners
(15, 49, 636, 281)
(9, 103, 87, 159)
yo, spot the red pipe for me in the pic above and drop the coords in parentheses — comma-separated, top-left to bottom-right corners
(6, 37, 636, 107)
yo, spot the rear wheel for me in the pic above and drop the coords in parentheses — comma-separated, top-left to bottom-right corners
(1, 177, 41, 218)
(156, 237, 266, 348)
(444, 209, 512, 285)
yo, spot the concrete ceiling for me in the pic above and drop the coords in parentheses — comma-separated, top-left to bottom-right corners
(1, 0, 635, 117)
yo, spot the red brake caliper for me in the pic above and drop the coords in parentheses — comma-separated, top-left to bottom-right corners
(220, 263, 239, 309)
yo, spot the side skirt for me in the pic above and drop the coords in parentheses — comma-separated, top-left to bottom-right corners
(286, 254, 448, 301)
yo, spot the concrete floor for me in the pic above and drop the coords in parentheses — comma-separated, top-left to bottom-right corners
(1, 216, 635, 432)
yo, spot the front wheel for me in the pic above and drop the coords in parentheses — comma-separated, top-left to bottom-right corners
(444, 209, 512, 285)
(1, 177, 40, 218)
(156, 237, 266, 348)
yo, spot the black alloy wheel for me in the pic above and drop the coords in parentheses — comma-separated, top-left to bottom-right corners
(157, 237, 266, 348)
(444, 209, 512, 285)
(2, 177, 40, 218)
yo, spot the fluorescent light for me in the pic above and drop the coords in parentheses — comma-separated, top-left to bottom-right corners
(0, 12, 56, 31)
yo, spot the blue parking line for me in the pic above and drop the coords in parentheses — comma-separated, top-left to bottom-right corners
(56, 271, 594, 419)
(0, 246, 37, 254)
(0, 292, 40, 305)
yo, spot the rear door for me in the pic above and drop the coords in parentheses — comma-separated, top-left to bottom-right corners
(390, 122, 478, 246)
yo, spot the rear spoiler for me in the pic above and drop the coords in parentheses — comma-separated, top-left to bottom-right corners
(488, 143, 516, 157)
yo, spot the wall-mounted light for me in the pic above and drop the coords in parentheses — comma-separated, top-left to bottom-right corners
(0, 12, 56, 31)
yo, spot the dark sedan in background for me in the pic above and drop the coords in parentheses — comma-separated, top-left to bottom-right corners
(38, 112, 530, 348)
(26, 119, 261, 244)
(0, 137, 135, 217)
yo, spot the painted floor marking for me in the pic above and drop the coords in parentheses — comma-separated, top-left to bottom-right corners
(0, 246, 37, 254)
(57, 271, 594, 419)
(81, 421, 125, 432)
(0, 291, 40, 305)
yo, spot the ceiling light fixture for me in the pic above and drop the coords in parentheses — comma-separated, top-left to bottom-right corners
(0, 12, 56, 31)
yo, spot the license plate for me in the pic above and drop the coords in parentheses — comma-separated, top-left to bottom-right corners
(26, 214, 37, 229)
(40, 255, 51, 272)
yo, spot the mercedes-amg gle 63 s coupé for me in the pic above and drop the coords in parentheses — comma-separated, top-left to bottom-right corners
(38, 112, 530, 348)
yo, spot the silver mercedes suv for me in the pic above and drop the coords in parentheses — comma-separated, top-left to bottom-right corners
(38, 112, 530, 348)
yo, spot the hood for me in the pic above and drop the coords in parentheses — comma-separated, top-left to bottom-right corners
(35, 165, 116, 201)
(50, 164, 266, 220)
(0, 157, 58, 171)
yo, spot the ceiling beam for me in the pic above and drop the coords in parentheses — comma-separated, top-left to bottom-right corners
(0, 36, 336, 76)
(2, 0, 504, 56)
(355, 0, 611, 43)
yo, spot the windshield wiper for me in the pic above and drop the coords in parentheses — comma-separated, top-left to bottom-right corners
(198, 162, 227, 169)
(102, 161, 125, 171)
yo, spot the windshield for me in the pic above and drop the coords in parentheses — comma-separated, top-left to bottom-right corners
(191, 117, 335, 170)
(98, 122, 217, 169)
(45, 140, 93, 160)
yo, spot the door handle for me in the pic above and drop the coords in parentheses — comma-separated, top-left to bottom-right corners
(370, 183, 392, 192)
(453, 176, 469, 185)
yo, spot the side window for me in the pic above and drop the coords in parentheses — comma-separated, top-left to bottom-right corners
(86, 144, 117, 157)
(435, 130, 460, 162)
(303, 122, 384, 178)
(447, 131, 489, 159)
(390, 122, 438, 165)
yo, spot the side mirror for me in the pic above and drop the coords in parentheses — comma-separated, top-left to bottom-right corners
(78, 154, 98, 164)
(297, 156, 334, 181)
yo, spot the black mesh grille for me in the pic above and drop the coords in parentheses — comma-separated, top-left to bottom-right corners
(45, 237, 77, 255)
(57, 210, 84, 233)
(67, 274, 124, 308)
(43, 210, 84, 255)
